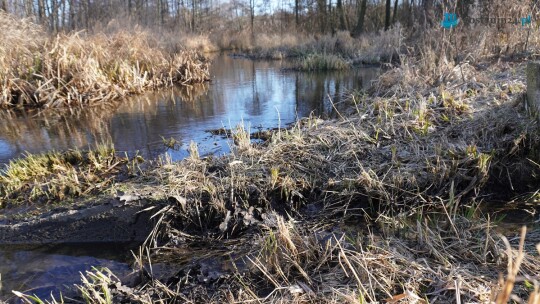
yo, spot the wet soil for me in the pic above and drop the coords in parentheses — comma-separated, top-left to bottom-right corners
(0, 198, 160, 245)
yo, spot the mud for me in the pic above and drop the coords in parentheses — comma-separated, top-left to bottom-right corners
(0, 198, 160, 244)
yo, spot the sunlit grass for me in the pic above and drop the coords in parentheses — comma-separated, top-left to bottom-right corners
(0, 144, 129, 205)
(0, 12, 210, 109)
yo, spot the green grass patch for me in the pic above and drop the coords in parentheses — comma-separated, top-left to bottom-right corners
(0, 145, 133, 205)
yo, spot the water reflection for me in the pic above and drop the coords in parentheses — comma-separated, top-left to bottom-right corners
(0, 243, 134, 303)
(0, 54, 378, 163)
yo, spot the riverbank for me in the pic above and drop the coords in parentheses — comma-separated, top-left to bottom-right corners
(0, 13, 210, 109)
(2, 57, 539, 302)
(224, 30, 399, 68)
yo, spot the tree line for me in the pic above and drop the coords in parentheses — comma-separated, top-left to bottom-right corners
(0, 0, 528, 36)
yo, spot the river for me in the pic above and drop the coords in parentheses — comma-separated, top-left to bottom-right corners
(0, 54, 379, 163)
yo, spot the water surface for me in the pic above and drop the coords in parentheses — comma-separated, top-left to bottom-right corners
(0, 243, 135, 303)
(0, 54, 378, 163)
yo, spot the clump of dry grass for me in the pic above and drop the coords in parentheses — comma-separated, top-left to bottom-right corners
(159, 31, 219, 54)
(0, 145, 135, 205)
(179, 34, 219, 53)
(0, 12, 210, 109)
(45, 210, 537, 303)
(294, 53, 351, 71)
(89, 59, 535, 243)
(2, 56, 532, 223)
(229, 214, 539, 303)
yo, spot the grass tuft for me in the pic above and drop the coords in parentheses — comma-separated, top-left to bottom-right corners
(295, 53, 351, 71)
(0, 145, 128, 205)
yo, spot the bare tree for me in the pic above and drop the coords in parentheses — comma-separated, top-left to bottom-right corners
(337, 0, 347, 30)
(392, 0, 398, 24)
(385, 0, 391, 30)
(353, 0, 367, 36)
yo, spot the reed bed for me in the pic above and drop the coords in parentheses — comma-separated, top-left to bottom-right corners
(116, 59, 536, 302)
(99, 213, 538, 303)
(294, 53, 351, 71)
(224, 29, 400, 64)
(103, 60, 536, 231)
(0, 12, 210, 109)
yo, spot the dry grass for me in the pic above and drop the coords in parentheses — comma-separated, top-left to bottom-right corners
(6, 20, 540, 303)
(220, 29, 401, 64)
(159, 31, 219, 54)
(93, 58, 536, 302)
(0, 12, 210, 109)
(0, 145, 136, 205)
(8, 67, 540, 303)
(294, 53, 351, 71)
(39, 210, 536, 303)
(220, 214, 539, 303)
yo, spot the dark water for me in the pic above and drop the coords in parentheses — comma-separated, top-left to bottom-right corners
(0, 243, 135, 303)
(0, 54, 379, 163)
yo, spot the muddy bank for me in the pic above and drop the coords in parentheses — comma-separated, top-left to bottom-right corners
(0, 199, 159, 244)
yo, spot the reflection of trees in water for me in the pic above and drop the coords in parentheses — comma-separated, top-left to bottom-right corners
(0, 83, 212, 161)
(293, 68, 379, 118)
(0, 103, 118, 160)
(0, 54, 379, 162)
(109, 83, 212, 158)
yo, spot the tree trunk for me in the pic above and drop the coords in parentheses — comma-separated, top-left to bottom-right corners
(295, 0, 299, 26)
(408, 0, 414, 27)
(353, 0, 367, 36)
(191, 0, 195, 31)
(25, 0, 33, 17)
(422, 0, 433, 27)
(337, 0, 346, 30)
(62, 0, 67, 29)
(392, 0, 398, 24)
(317, 0, 326, 33)
(38, 0, 45, 23)
(69, 0, 75, 29)
(250, 0, 255, 36)
(159, 0, 165, 26)
(385, 0, 391, 30)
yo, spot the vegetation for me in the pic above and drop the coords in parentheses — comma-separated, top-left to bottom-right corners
(0, 145, 134, 206)
(294, 53, 351, 71)
(2, 0, 538, 65)
(1, 0, 540, 303)
(4, 56, 540, 302)
(0, 12, 210, 109)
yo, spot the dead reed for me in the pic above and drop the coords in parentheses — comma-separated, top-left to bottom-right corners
(0, 12, 210, 109)
(294, 53, 351, 71)
(45, 209, 539, 303)
(222, 29, 401, 64)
